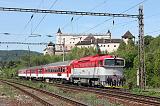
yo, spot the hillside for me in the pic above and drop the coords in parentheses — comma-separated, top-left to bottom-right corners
(0, 50, 42, 61)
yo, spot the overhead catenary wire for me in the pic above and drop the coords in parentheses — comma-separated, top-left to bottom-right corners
(145, 28, 160, 35)
(98, 19, 138, 33)
(82, 0, 148, 33)
(61, 0, 109, 30)
(98, 11, 160, 34)
(31, 0, 58, 34)
(20, 0, 45, 52)
(22, 0, 45, 32)
(0, 42, 48, 45)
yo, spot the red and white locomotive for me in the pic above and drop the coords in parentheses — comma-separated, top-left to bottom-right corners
(18, 54, 125, 87)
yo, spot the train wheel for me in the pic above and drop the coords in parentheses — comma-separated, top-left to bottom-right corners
(77, 81, 81, 86)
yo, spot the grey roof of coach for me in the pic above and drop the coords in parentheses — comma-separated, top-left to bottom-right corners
(43, 60, 72, 67)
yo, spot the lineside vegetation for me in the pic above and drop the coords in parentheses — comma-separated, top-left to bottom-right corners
(0, 35, 160, 89)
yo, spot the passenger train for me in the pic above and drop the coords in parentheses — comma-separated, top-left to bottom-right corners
(18, 54, 125, 88)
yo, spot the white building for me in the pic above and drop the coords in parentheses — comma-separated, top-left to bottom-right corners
(54, 28, 134, 55)
(56, 28, 111, 52)
(43, 42, 55, 56)
(122, 30, 135, 44)
(76, 36, 121, 53)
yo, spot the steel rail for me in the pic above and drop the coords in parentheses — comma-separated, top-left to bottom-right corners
(1, 80, 53, 106)
(50, 83, 160, 106)
(1, 80, 87, 106)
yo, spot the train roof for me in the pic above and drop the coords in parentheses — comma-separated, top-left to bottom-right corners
(71, 54, 124, 64)
(43, 60, 72, 67)
(19, 65, 43, 70)
(79, 54, 113, 60)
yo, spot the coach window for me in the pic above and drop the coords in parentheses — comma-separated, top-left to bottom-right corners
(38, 69, 42, 73)
(60, 67, 61, 72)
(61, 67, 63, 72)
(53, 69, 55, 72)
(62, 67, 63, 72)
(47, 69, 49, 72)
(63, 67, 65, 72)
(62, 67, 64, 72)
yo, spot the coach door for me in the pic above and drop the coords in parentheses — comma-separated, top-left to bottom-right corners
(41, 68, 45, 78)
(66, 66, 71, 80)
(36, 69, 38, 78)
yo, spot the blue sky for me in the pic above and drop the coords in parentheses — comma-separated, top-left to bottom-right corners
(0, 0, 159, 53)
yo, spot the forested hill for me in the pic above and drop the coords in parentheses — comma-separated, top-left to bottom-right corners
(0, 50, 41, 61)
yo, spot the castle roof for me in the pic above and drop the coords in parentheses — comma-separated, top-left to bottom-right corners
(76, 38, 121, 45)
(83, 35, 96, 41)
(48, 42, 55, 46)
(57, 28, 62, 34)
(122, 30, 135, 39)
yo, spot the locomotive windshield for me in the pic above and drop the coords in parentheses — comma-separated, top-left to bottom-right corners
(104, 59, 124, 67)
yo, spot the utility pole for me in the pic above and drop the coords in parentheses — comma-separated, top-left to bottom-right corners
(28, 46, 31, 67)
(63, 38, 65, 61)
(138, 5, 145, 90)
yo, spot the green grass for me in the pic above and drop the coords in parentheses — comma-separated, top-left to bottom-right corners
(131, 87, 160, 97)
(0, 83, 16, 98)
(9, 79, 123, 106)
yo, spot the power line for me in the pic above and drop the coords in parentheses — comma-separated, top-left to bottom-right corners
(98, 19, 138, 33)
(0, 42, 48, 45)
(83, 18, 113, 34)
(121, 0, 148, 14)
(145, 29, 160, 35)
(61, 0, 109, 30)
(0, 32, 44, 36)
(22, 0, 45, 31)
(31, 0, 58, 33)
(82, 0, 148, 33)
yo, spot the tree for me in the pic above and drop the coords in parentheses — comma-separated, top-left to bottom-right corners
(66, 47, 97, 60)
(117, 41, 126, 51)
(144, 35, 154, 46)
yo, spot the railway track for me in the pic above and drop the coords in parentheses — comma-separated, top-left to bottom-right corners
(0, 79, 87, 106)
(49, 83, 160, 106)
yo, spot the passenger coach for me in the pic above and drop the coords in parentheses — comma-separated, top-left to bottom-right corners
(18, 54, 125, 88)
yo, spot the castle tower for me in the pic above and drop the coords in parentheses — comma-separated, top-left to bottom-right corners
(56, 28, 63, 50)
(122, 30, 135, 44)
(43, 42, 55, 56)
(107, 30, 111, 42)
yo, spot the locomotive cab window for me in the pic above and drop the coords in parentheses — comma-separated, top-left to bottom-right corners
(104, 59, 124, 67)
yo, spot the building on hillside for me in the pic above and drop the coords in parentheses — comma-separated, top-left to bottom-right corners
(52, 28, 135, 55)
(55, 28, 111, 54)
(76, 36, 121, 53)
(122, 30, 135, 44)
(43, 42, 55, 56)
